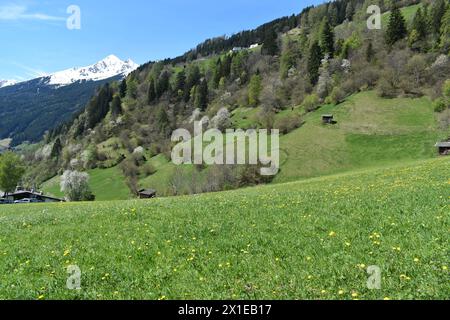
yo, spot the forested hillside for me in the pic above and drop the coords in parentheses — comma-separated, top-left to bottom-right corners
(22, 0, 450, 199)
(0, 76, 122, 145)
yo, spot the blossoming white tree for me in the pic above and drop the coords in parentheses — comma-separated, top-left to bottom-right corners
(60, 170, 95, 201)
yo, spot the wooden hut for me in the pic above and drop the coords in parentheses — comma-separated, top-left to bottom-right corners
(435, 141, 450, 155)
(322, 114, 335, 125)
(138, 189, 157, 199)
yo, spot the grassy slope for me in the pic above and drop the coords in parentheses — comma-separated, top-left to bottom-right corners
(42, 166, 130, 201)
(275, 91, 446, 183)
(138, 91, 447, 194)
(382, 4, 421, 26)
(41, 90, 447, 199)
(0, 157, 448, 299)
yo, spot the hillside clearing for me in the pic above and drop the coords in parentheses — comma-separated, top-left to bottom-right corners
(42, 166, 130, 201)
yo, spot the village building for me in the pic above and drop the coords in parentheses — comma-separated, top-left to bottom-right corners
(435, 141, 450, 155)
(322, 114, 335, 125)
(138, 189, 157, 199)
(1, 187, 63, 203)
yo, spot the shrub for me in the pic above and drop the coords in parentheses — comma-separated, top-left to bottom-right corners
(276, 115, 303, 134)
(329, 87, 346, 104)
(433, 98, 447, 113)
(444, 80, 450, 100)
(237, 165, 274, 187)
(377, 78, 397, 98)
(302, 94, 320, 112)
(142, 163, 156, 177)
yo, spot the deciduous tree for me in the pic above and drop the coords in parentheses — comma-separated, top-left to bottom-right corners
(0, 152, 25, 194)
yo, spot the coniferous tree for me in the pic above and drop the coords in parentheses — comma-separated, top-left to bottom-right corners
(174, 70, 186, 95)
(261, 29, 279, 56)
(194, 79, 209, 111)
(412, 7, 428, 41)
(320, 18, 335, 57)
(51, 137, 62, 158)
(119, 79, 127, 98)
(147, 78, 157, 103)
(345, 1, 355, 21)
(307, 41, 323, 85)
(156, 71, 170, 98)
(156, 107, 170, 134)
(366, 41, 375, 62)
(430, 0, 447, 36)
(327, 3, 338, 26)
(409, 7, 429, 50)
(248, 73, 262, 107)
(385, 5, 407, 46)
(110, 95, 123, 118)
(185, 65, 201, 102)
(213, 58, 223, 88)
(231, 52, 245, 78)
(85, 84, 113, 129)
(440, 5, 450, 52)
(221, 55, 232, 78)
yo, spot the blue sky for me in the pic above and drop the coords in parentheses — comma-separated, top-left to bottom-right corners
(0, 0, 325, 81)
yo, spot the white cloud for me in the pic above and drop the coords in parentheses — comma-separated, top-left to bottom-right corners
(0, 4, 65, 21)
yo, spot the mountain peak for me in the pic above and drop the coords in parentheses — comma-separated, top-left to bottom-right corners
(101, 54, 122, 63)
(47, 55, 139, 87)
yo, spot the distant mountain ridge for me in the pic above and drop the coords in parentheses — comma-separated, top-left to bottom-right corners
(0, 55, 139, 145)
(0, 80, 17, 88)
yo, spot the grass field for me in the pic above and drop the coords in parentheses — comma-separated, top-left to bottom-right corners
(1, 157, 448, 300)
(275, 91, 446, 183)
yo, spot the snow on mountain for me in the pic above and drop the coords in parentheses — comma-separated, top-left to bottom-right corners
(47, 55, 139, 87)
(0, 80, 18, 88)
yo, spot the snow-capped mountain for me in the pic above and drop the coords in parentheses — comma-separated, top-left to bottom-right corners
(46, 55, 139, 87)
(0, 54, 140, 145)
(0, 80, 17, 88)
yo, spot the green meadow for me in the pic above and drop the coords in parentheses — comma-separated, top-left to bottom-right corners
(1, 157, 448, 300)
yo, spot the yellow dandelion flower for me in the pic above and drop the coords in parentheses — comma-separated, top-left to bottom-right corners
(338, 290, 345, 295)
(37, 295, 45, 300)
(329, 231, 337, 237)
